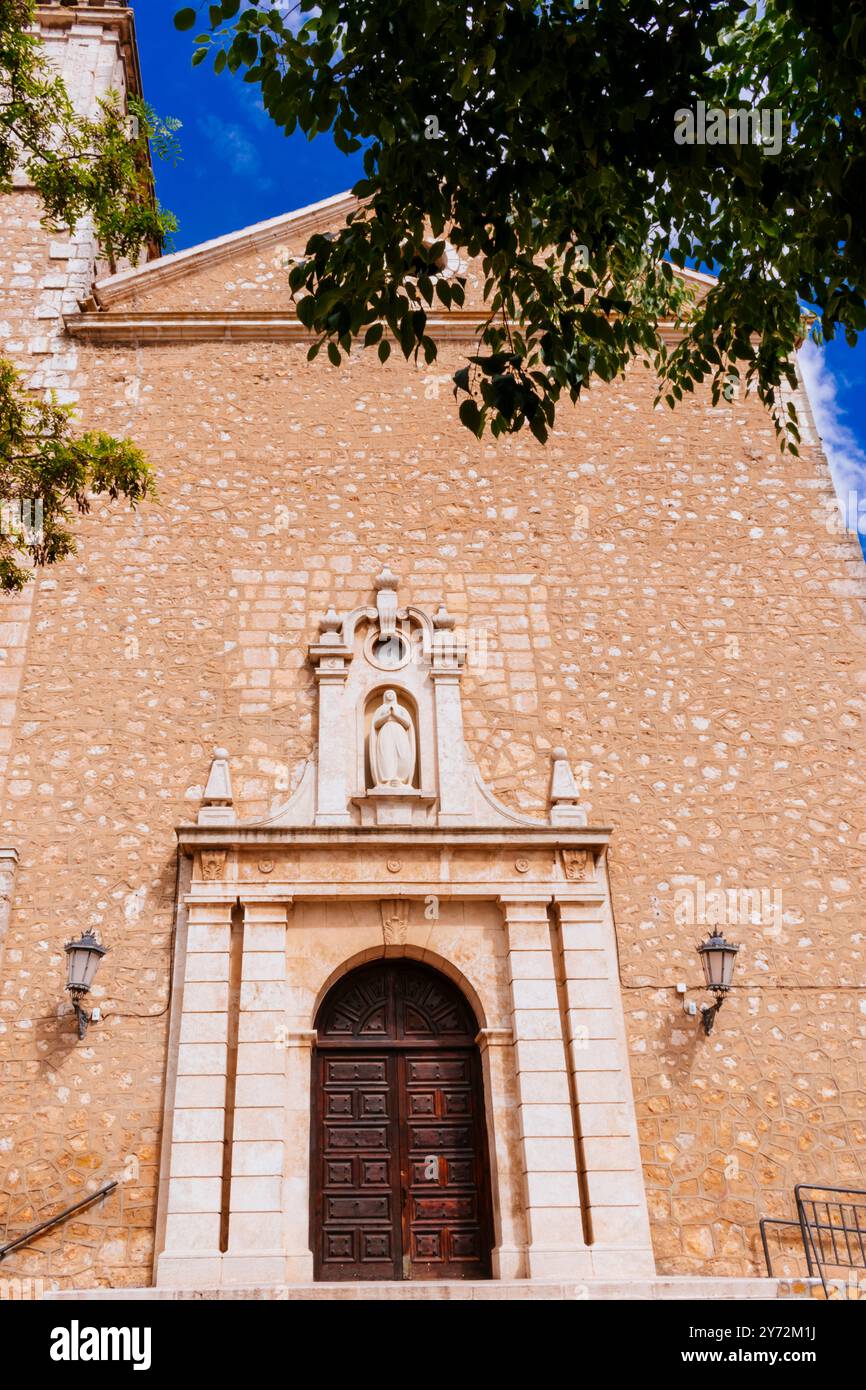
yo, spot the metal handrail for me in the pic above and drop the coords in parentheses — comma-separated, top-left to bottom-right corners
(0, 1181, 118, 1263)
(759, 1217, 810, 1278)
(795, 1184, 866, 1297)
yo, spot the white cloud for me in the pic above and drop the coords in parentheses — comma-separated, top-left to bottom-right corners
(242, 0, 318, 37)
(196, 112, 275, 190)
(798, 341, 866, 535)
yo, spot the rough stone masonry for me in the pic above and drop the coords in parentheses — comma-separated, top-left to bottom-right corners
(0, 4, 863, 1290)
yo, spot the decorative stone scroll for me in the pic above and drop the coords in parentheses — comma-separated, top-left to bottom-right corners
(380, 898, 410, 945)
(561, 848, 596, 882)
(200, 850, 227, 881)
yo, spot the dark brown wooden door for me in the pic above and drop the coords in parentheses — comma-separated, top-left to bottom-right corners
(317, 1051, 401, 1278)
(313, 961, 493, 1281)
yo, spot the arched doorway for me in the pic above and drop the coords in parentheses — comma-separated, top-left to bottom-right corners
(311, 959, 494, 1281)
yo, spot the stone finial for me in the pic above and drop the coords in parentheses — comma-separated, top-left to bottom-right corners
(549, 746, 588, 827)
(373, 565, 400, 593)
(433, 603, 456, 630)
(198, 747, 236, 826)
(319, 605, 342, 645)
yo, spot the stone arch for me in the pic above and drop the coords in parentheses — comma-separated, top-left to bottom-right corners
(311, 942, 488, 1034)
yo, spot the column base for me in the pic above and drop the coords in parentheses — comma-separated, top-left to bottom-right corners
(589, 1244, 656, 1279)
(156, 1250, 316, 1288)
(525, 1247, 595, 1280)
(221, 1252, 290, 1285)
(156, 1251, 223, 1288)
(491, 1244, 527, 1280)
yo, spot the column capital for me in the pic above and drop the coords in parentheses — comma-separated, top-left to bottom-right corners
(498, 895, 553, 915)
(186, 900, 235, 924)
(551, 897, 606, 920)
(242, 901, 292, 925)
(475, 1027, 513, 1051)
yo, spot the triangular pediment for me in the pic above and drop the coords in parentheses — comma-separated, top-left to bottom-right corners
(90, 191, 360, 313)
(70, 192, 716, 343)
(91, 189, 716, 311)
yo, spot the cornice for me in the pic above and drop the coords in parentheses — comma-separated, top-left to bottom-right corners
(64, 307, 688, 347)
(176, 825, 612, 851)
(35, 3, 143, 99)
(89, 192, 360, 307)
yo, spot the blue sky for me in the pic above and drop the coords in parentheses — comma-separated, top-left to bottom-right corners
(135, 2, 866, 537)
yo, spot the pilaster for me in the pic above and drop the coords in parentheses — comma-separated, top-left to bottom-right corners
(222, 901, 292, 1284)
(553, 895, 655, 1278)
(156, 900, 233, 1288)
(476, 1026, 526, 1279)
(500, 896, 591, 1279)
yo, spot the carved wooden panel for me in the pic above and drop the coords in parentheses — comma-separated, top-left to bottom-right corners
(315, 1053, 401, 1280)
(316, 959, 478, 1043)
(401, 1050, 490, 1279)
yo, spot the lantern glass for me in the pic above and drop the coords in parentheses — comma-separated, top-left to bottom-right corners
(698, 931, 739, 992)
(65, 931, 106, 994)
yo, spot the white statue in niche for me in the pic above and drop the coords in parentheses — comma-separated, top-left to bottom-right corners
(369, 689, 416, 788)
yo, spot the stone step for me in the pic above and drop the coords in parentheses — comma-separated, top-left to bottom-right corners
(46, 1276, 821, 1301)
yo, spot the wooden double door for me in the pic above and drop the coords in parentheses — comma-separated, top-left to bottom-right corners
(312, 960, 493, 1281)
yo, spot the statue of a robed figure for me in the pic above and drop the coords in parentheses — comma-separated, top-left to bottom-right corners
(369, 689, 416, 788)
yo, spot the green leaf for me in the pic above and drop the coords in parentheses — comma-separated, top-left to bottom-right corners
(459, 399, 483, 436)
(295, 296, 317, 328)
(529, 413, 548, 444)
(174, 8, 197, 31)
(378, 339, 391, 362)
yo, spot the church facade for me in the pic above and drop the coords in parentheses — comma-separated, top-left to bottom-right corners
(0, 3, 864, 1296)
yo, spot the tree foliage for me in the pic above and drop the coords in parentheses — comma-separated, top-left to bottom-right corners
(0, 361, 154, 592)
(0, 0, 178, 589)
(178, 0, 865, 449)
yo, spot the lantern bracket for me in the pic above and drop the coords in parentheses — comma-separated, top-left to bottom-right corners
(694, 929, 740, 1037)
(69, 990, 92, 1039)
(700, 995, 725, 1036)
(64, 929, 107, 1040)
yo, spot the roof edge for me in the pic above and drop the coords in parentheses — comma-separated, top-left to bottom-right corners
(92, 190, 359, 306)
(89, 189, 718, 308)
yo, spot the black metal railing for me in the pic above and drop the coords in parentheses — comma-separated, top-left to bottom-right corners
(0, 1181, 117, 1263)
(760, 1184, 866, 1297)
(760, 1216, 811, 1278)
(796, 1184, 866, 1297)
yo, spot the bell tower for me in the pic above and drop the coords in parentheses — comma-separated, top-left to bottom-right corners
(0, 3, 144, 398)
(0, 5, 145, 925)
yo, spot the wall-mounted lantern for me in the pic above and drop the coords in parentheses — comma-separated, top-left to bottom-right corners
(695, 929, 740, 1035)
(64, 930, 107, 1039)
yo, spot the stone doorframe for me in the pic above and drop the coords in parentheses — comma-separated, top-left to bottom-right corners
(154, 825, 656, 1288)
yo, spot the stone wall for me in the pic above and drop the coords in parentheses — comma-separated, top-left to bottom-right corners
(0, 6, 140, 812)
(0, 308, 863, 1284)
